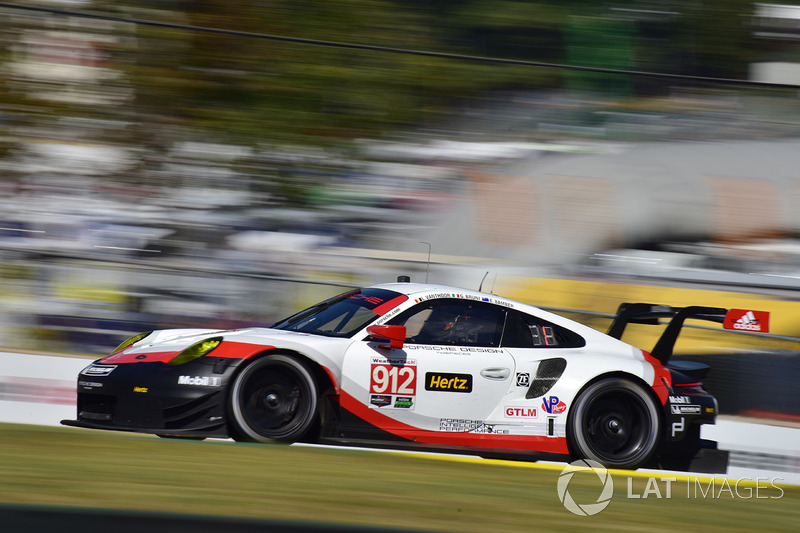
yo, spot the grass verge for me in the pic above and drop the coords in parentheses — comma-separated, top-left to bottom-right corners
(0, 423, 797, 532)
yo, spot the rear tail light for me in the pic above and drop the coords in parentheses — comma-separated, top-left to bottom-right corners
(673, 382, 709, 396)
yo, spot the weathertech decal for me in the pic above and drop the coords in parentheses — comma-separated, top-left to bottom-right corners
(425, 372, 473, 393)
(723, 309, 770, 332)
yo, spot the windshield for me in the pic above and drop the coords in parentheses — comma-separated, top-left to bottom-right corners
(272, 288, 407, 338)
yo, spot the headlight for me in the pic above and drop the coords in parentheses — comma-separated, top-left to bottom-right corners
(112, 332, 152, 354)
(168, 337, 223, 366)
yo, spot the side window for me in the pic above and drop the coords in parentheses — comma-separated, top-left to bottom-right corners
(387, 299, 504, 347)
(501, 310, 585, 348)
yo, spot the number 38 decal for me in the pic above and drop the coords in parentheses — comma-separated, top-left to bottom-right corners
(370, 360, 417, 395)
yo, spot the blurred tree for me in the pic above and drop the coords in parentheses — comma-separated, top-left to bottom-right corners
(400, 0, 763, 92)
(90, 0, 605, 149)
(669, 0, 758, 80)
(1, 0, 778, 167)
(94, 0, 457, 147)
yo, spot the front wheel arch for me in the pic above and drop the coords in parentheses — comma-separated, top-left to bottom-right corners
(566, 373, 662, 470)
(227, 351, 323, 443)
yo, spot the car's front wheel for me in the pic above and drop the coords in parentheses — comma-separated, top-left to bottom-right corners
(567, 377, 661, 470)
(228, 354, 319, 443)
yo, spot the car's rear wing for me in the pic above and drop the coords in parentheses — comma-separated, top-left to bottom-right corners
(607, 303, 770, 365)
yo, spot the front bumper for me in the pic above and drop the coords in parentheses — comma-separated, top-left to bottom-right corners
(61, 357, 244, 438)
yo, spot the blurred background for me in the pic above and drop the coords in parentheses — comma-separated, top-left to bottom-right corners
(1, 0, 800, 417)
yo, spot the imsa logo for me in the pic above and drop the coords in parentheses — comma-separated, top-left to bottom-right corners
(425, 372, 472, 393)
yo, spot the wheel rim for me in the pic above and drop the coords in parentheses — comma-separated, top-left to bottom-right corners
(582, 390, 652, 463)
(237, 362, 312, 438)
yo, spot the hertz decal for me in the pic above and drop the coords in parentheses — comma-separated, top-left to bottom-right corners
(425, 372, 472, 393)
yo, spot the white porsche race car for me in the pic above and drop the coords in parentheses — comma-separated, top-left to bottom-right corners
(64, 278, 768, 471)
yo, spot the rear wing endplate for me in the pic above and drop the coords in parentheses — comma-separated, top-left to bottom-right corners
(607, 303, 770, 365)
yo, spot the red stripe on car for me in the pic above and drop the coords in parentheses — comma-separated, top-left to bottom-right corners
(372, 295, 409, 316)
(210, 342, 274, 359)
(320, 364, 340, 392)
(101, 351, 178, 364)
(101, 341, 273, 364)
(642, 350, 671, 405)
(339, 389, 568, 454)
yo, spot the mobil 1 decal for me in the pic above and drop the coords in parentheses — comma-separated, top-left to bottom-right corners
(369, 357, 416, 410)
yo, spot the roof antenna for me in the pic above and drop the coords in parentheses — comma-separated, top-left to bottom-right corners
(420, 241, 431, 283)
(479, 271, 489, 292)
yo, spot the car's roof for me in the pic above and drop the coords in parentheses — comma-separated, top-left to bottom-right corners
(370, 281, 505, 299)
(369, 281, 536, 313)
(369, 281, 625, 347)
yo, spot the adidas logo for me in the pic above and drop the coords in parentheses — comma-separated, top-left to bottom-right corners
(723, 309, 770, 333)
(732, 311, 763, 331)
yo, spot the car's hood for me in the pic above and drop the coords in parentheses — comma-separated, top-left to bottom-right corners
(99, 327, 352, 364)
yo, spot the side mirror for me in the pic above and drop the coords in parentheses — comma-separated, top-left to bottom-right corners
(366, 325, 406, 350)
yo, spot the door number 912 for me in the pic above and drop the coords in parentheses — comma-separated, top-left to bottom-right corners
(370, 362, 417, 395)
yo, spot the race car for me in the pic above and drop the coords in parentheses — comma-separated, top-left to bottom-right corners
(62, 278, 769, 471)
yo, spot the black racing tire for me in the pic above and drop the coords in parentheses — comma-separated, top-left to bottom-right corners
(228, 354, 319, 443)
(567, 377, 661, 470)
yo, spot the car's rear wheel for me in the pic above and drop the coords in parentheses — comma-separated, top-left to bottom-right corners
(567, 377, 661, 470)
(228, 354, 319, 443)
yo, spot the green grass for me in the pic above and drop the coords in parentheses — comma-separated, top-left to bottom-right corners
(0, 423, 798, 532)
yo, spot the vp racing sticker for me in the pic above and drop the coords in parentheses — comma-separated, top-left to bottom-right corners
(542, 396, 567, 414)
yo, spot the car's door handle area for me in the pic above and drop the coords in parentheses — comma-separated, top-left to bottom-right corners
(480, 367, 511, 380)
